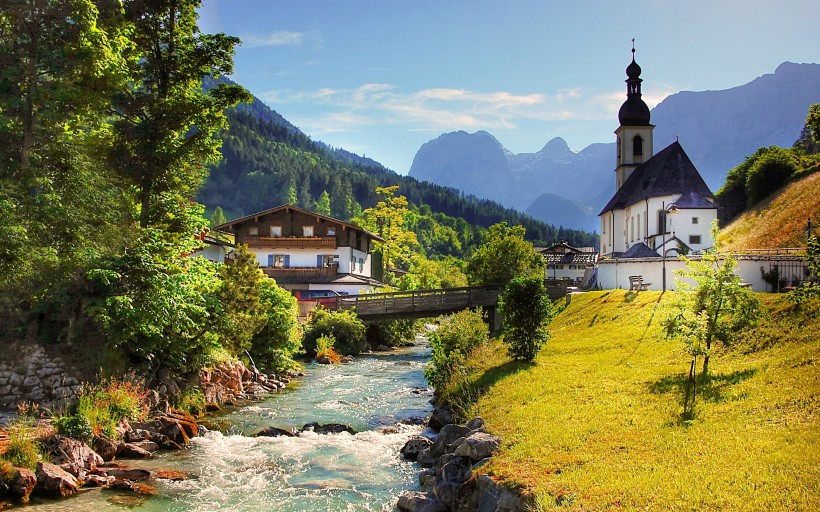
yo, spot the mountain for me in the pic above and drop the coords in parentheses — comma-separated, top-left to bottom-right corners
(408, 62, 820, 231)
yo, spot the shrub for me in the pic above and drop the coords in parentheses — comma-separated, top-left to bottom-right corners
(174, 387, 206, 417)
(745, 147, 798, 206)
(53, 414, 94, 444)
(1, 403, 41, 469)
(315, 334, 342, 364)
(365, 319, 418, 347)
(76, 377, 149, 440)
(250, 279, 302, 372)
(425, 308, 488, 391)
(500, 277, 553, 362)
(302, 308, 367, 356)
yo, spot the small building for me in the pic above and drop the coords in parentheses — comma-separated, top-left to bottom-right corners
(216, 204, 386, 295)
(539, 241, 598, 288)
(189, 228, 235, 263)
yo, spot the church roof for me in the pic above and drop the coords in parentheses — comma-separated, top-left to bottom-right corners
(621, 242, 660, 258)
(598, 141, 715, 215)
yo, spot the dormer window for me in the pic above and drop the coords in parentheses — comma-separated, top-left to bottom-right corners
(302, 225, 314, 237)
(633, 135, 643, 156)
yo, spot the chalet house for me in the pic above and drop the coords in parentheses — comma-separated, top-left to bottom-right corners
(539, 241, 598, 288)
(190, 228, 235, 263)
(598, 49, 717, 259)
(216, 204, 385, 295)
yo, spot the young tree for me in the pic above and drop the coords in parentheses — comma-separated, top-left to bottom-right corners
(500, 277, 553, 362)
(664, 223, 761, 413)
(467, 222, 545, 286)
(210, 206, 227, 228)
(314, 190, 332, 216)
(216, 244, 266, 353)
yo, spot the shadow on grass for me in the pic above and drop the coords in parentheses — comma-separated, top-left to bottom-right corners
(649, 368, 757, 403)
(449, 359, 534, 418)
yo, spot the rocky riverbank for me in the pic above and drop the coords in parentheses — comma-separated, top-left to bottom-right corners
(397, 405, 534, 512)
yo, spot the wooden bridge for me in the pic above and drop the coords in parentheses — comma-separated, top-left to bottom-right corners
(333, 286, 503, 321)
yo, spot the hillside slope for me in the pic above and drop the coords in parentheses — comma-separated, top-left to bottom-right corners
(719, 171, 820, 250)
(457, 291, 819, 510)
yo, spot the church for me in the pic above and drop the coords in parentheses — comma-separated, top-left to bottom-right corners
(598, 48, 717, 258)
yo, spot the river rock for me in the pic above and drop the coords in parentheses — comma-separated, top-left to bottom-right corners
(6, 467, 36, 503)
(155, 469, 192, 481)
(93, 437, 120, 462)
(435, 454, 472, 484)
(416, 447, 437, 468)
(116, 442, 154, 459)
(465, 417, 485, 431)
(84, 474, 115, 488)
(255, 426, 298, 437)
(453, 431, 501, 462)
(131, 440, 159, 453)
(104, 468, 151, 482)
(301, 422, 356, 435)
(396, 491, 448, 512)
(43, 435, 103, 477)
(427, 405, 454, 432)
(429, 424, 471, 458)
(475, 474, 535, 511)
(401, 435, 433, 461)
(34, 462, 78, 498)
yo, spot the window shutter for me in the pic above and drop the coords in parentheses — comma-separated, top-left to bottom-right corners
(317, 255, 323, 267)
(284, 255, 290, 268)
(267, 254, 273, 267)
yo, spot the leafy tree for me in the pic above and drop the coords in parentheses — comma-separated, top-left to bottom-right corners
(216, 244, 266, 353)
(467, 222, 545, 286)
(250, 279, 301, 371)
(425, 308, 488, 391)
(664, 223, 761, 414)
(745, 147, 798, 205)
(353, 186, 419, 282)
(314, 190, 332, 216)
(500, 277, 553, 362)
(108, 0, 251, 229)
(302, 308, 367, 356)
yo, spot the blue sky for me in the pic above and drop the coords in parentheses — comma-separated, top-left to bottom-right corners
(199, 0, 820, 174)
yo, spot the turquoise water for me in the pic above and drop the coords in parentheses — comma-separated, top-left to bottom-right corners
(23, 343, 432, 511)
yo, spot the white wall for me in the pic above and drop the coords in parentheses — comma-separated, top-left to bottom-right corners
(249, 246, 372, 276)
(308, 283, 375, 295)
(598, 255, 807, 292)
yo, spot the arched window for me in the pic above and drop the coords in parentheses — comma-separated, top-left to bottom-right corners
(633, 135, 643, 156)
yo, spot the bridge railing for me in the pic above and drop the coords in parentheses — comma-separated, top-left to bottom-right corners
(335, 285, 502, 317)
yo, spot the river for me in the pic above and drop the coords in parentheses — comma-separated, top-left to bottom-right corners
(23, 342, 432, 511)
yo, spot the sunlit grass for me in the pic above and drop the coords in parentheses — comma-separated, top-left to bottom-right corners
(462, 291, 819, 510)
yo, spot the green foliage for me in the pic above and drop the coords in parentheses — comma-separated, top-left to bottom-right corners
(745, 147, 798, 205)
(425, 308, 489, 391)
(500, 277, 553, 362)
(211, 206, 227, 228)
(314, 334, 341, 364)
(1, 403, 41, 469)
(53, 415, 94, 444)
(250, 279, 302, 372)
(174, 387, 206, 417)
(789, 234, 820, 303)
(314, 190, 332, 216)
(302, 308, 367, 356)
(75, 377, 148, 440)
(365, 319, 418, 347)
(216, 244, 266, 354)
(467, 222, 545, 286)
(398, 255, 468, 290)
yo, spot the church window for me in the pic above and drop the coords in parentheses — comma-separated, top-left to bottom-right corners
(633, 135, 643, 156)
(692, 217, 699, 224)
(630, 217, 635, 242)
(637, 213, 641, 240)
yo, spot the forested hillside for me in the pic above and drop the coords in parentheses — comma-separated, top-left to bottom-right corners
(199, 104, 598, 252)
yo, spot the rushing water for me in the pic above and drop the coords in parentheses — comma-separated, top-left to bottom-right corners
(23, 343, 433, 511)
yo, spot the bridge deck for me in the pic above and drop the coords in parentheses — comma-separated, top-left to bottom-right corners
(334, 286, 502, 320)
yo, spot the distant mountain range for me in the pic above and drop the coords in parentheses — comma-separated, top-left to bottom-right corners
(408, 62, 820, 231)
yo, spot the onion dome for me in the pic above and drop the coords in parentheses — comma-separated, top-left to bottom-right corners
(618, 47, 651, 126)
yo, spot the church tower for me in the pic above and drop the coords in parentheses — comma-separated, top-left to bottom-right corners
(614, 45, 653, 190)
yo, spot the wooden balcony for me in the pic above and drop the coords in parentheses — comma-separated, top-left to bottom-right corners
(242, 236, 337, 249)
(262, 264, 339, 278)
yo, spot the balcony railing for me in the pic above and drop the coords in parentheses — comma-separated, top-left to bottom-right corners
(242, 236, 337, 249)
(262, 264, 339, 278)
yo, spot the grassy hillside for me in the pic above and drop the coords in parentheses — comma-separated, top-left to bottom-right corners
(455, 291, 819, 510)
(720, 171, 820, 250)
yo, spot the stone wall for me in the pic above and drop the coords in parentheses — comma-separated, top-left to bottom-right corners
(0, 343, 81, 412)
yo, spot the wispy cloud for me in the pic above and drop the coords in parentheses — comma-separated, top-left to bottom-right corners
(239, 30, 320, 49)
(262, 83, 675, 137)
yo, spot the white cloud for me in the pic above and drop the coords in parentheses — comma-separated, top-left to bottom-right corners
(239, 30, 318, 49)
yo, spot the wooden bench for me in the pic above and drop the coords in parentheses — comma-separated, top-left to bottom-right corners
(629, 275, 651, 291)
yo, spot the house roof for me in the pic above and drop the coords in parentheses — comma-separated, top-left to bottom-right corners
(538, 241, 598, 265)
(599, 141, 715, 215)
(272, 273, 387, 288)
(216, 204, 385, 242)
(620, 242, 661, 258)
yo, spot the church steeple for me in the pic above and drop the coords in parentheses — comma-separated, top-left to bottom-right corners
(614, 41, 654, 190)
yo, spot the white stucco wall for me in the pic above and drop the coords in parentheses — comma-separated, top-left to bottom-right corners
(597, 255, 808, 292)
(249, 246, 372, 276)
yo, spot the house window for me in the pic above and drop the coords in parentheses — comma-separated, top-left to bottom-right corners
(351, 255, 357, 272)
(633, 135, 643, 156)
(318, 254, 335, 267)
(692, 217, 699, 225)
(689, 235, 701, 245)
(358, 257, 364, 273)
(273, 254, 289, 268)
(270, 225, 282, 237)
(327, 227, 336, 236)
(249, 226, 259, 236)
(302, 225, 314, 237)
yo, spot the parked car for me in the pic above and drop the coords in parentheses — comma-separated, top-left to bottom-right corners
(292, 289, 343, 307)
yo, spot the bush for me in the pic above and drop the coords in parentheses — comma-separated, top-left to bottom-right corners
(302, 308, 367, 356)
(365, 319, 418, 348)
(75, 377, 149, 440)
(174, 387, 206, 417)
(53, 414, 94, 444)
(500, 277, 553, 362)
(1, 403, 41, 469)
(425, 308, 489, 390)
(315, 334, 342, 364)
(250, 279, 302, 372)
(745, 147, 798, 206)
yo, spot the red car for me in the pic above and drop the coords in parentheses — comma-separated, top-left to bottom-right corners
(292, 289, 343, 307)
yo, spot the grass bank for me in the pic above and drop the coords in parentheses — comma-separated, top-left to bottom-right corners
(454, 290, 819, 510)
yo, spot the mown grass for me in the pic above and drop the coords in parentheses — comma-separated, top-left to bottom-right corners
(455, 290, 819, 511)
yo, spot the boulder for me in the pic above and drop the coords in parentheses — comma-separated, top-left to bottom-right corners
(7, 467, 36, 503)
(84, 474, 115, 488)
(34, 462, 78, 498)
(465, 417, 485, 431)
(416, 448, 437, 468)
(131, 440, 159, 453)
(400, 435, 433, 461)
(476, 474, 535, 512)
(435, 454, 471, 484)
(154, 469, 192, 481)
(301, 422, 356, 435)
(453, 432, 501, 462)
(429, 424, 471, 458)
(92, 437, 120, 462)
(396, 491, 448, 512)
(104, 468, 151, 482)
(116, 443, 154, 459)
(43, 435, 103, 477)
(427, 405, 454, 432)
(255, 426, 298, 438)
(432, 479, 462, 510)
